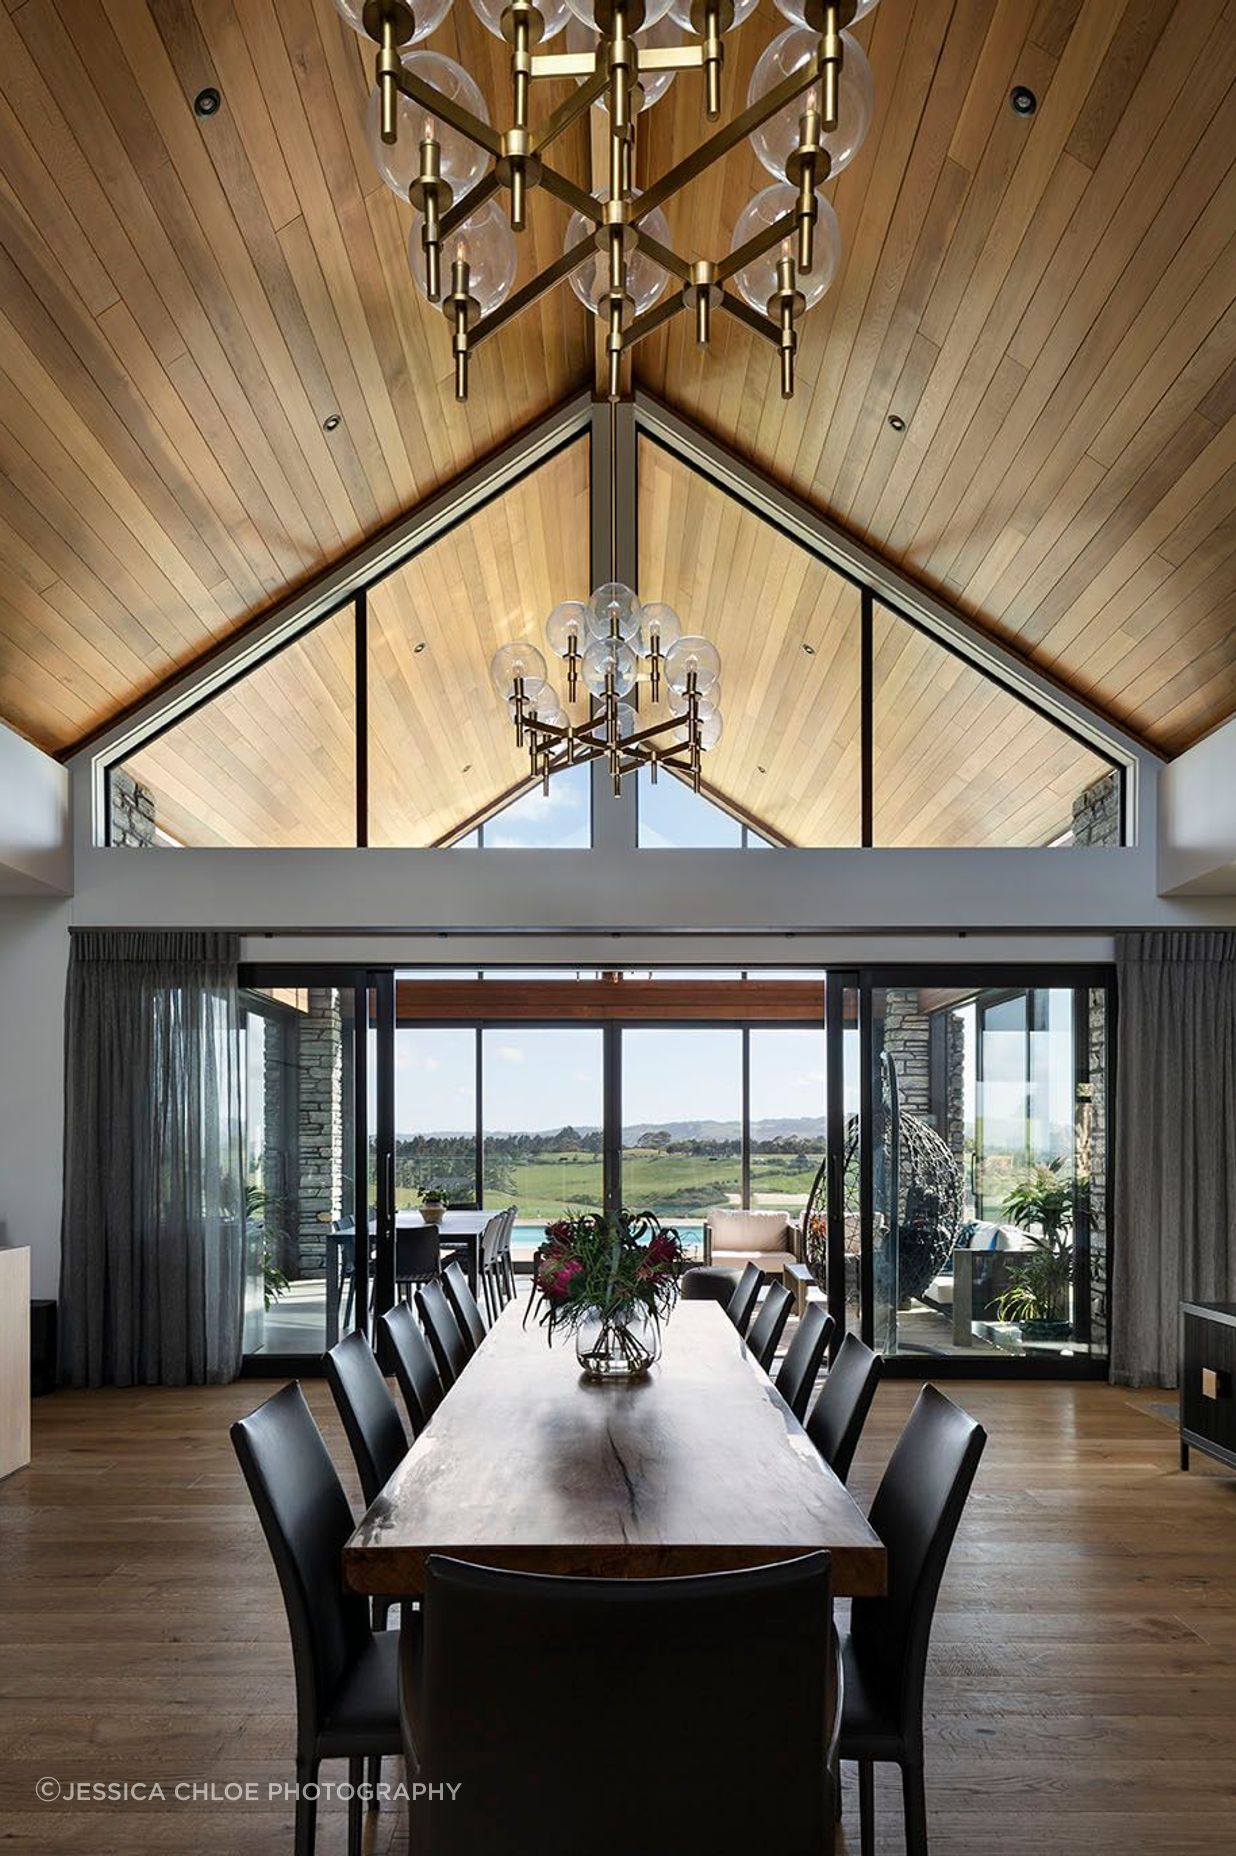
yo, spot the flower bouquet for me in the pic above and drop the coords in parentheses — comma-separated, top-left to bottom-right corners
(527, 1208, 687, 1381)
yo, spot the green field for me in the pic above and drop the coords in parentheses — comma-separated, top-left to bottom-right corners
(395, 1147, 821, 1223)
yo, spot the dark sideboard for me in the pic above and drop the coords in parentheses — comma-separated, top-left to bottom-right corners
(1180, 1302, 1236, 1472)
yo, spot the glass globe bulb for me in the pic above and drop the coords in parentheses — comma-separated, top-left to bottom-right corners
(333, 0, 454, 46)
(491, 641, 547, 699)
(581, 636, 637, 698)
(731, 184, 840, 312)
(587, 582, 641, 642)
(545, 600, 587, 657)
(748, 28, 873, 183)
(507, 677, 550, 715)
(538, 706, 570, 731)
(565, 195, 671, 319)
(668, 682, 720, 721)
(668, 0, 758, 32)
(365, 58, 489, 198)
(664, 635, 721, 696)
(699, 710, 724, 751)
(564, 15, 678, 112)
(614, 699, 639, 741)
(565, 0, 674, 28)
(410, 197, 517, 313)
(638, 601, 681, 657)
(775, 0, 880, 24)
(471, 0, 570, 38)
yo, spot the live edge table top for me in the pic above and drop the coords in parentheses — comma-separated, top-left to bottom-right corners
(344, 1301, 886, 1599)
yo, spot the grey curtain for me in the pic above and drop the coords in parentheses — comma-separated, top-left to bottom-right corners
(61, 931, 246, 1387)
(1111, 932, 1236, 1388)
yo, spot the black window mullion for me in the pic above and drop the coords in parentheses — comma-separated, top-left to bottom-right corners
(741, 1027, 751, 1209)
(860, 586, 873, 847)
(355, 591, 369, 847)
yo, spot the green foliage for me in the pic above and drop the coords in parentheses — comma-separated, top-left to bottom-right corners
(994, 1162, 1085, 1329)
(527, 1209, 687, 1342)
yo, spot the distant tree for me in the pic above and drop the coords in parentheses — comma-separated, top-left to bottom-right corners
(638, 1130, 671, 1148)
(550, 1125, 583, 1151)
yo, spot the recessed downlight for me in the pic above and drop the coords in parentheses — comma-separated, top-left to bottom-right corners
(193, 87, 221, 117)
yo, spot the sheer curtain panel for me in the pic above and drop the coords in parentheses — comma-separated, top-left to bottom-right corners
(61, 931, 245, 1387)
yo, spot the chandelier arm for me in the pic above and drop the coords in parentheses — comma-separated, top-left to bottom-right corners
(437, 170, 502, 243)
(714, 289, 782, 345)
(714, 209, 799, 285)
(629, 232, 692, 284)
(530, 66, 611, 155)
(630, 56, 828, 225)
(622, 292, 689, 356)
(638, 45, 706, 73)
(537, 164, 607, 223)
(470, 233, 599, 351)
(394, 68, 504, 160)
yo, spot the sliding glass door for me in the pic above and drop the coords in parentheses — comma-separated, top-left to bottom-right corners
(239, 976, 367, 1361)
(861, 972, 1112, 1367)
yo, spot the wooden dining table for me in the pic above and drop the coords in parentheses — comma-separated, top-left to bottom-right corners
(344, 1299, 886, 1599)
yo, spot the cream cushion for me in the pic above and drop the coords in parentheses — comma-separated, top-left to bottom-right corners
(708, 1208, 794, 1253)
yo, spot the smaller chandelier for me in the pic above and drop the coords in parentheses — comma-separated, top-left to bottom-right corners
(491, 585, 722, 796)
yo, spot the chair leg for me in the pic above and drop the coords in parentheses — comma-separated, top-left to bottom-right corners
(367, 1753, 381, 1805)
(901, 1761, 928, 1856)
(859, 1758, 875, 1856)
(348, 1755, 363, 1856)
(343, 1271, 355, 1332)
(294, 1757, 319, 1856)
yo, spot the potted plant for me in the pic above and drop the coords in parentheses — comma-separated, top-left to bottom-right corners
(244, 1181, 291, 1310)
(420, 1188, 447, 1226)
(994, 1162, 1082, 1342)
(527, 1208, 687, 1381)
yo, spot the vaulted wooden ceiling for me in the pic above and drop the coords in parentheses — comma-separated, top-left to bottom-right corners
(0, 0, 1234, 801)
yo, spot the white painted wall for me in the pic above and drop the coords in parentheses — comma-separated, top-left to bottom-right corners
(0, 898, 69, 1299)
(1159, 716, 1236, 895)
(0, 722, 70, 896)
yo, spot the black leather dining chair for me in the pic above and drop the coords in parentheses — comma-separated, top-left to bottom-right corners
(400, 1551, 839, 1856)
(379, 1301, 443, 1435)
(230, 1383, 400, 1856)
(773, 1301, 835, 1421)
(747, 1279, 794, 1373)
(805, 1331, 882, 1484)
(838, 1385, 987, 1856)
(441, 1257, 487, 1354)
(416, 1279, 469, 1388)
(395, 1226, 441, 1303)
(325, 1331, 407, 1509)
(725, 1260, 763, 1338)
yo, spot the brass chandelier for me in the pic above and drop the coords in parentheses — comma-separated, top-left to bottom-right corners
(335, 0, 879, 400)
(490, 582, 722, 797)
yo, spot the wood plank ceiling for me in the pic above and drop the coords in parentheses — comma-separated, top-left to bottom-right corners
(0, 0, 1233, 831)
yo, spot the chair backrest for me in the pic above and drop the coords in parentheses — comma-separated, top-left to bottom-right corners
(747, 1281, 793, 1372)
(479, 1213, 505, 1269)
(402, 1551, 837, 1856)
(230, 1382, 369, 1758)
(442, 1257, 487, 1352)
(773, 1303, 835, 1422)
(416, 1279, 470, 1388)
(325, 1330, 408, 1508)
(380, 1301, 443, 1435)
(726, 1261, 763, 1337)
(849, 1385, 986, 1749)
(805, 1331, 881, 1484)
(395, 1227, 441, 1283)
(499, 1206, 517, 1256)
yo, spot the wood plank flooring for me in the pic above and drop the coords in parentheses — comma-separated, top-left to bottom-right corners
(2, 1377, 1235, 1853)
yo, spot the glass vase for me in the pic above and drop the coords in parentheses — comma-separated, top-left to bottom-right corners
(575, 1305, 660, 1382)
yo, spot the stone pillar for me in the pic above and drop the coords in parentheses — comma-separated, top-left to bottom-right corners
(109, 769, 156, 846)
(1069, 770, 1121, 846)
(881, 988, 930, 1117)
(295, 989, 343, 1278)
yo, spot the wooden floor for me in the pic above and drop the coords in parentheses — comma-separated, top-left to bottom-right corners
(2, 1376, 1235, 1854)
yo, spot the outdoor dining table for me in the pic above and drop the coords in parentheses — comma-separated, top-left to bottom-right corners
(325, 1209, 492, 1345)
(343, 1299, 886, 1599)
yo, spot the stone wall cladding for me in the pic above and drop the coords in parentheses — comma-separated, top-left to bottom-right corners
(1070, 770, 1121, 846)
(295, 988, 343, 1277)
(109, 769, 156, 847)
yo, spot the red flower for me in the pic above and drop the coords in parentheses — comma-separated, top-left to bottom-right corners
(541, 1257, 584, 1301)
(646, 1230, 681, 1267)
(544, 1219, 573, 1242)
